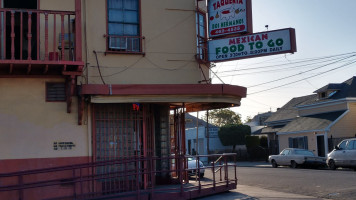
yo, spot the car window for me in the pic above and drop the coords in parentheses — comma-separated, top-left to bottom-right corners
(295, 150, 314, 156)
(338, 141, 347, 150)
(281, 149, 290, 155)
(346, 140, 356, 150)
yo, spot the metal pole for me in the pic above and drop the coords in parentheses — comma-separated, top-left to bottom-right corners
(196, 111, 199, 180)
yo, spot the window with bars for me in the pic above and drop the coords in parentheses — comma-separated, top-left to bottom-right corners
(107, 0, 141, 53)
(46, 83, 66, 102)
(288, 136, 308, 150)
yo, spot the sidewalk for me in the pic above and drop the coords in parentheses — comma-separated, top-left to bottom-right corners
(201, 184, 325, 200)
(236, 161, 271, 168)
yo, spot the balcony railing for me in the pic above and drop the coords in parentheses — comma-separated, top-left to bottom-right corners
(0, 154, 237, 200)
(0, 6, 83, 76)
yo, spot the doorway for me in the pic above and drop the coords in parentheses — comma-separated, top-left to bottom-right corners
(3, 0, 37, 60)
(317, 135, 325, 157)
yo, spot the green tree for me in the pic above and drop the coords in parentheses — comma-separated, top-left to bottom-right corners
(218, 124, 251, 152)
(205, 109, 241, 127)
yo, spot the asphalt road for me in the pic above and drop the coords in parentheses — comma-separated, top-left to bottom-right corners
(229, 165, 356, 200)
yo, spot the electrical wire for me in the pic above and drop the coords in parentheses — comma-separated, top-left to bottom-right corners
(248, 59, 356, 95)
(93, 50, 106, 85)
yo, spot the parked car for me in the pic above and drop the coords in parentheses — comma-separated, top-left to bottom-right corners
(327, 138, 356, 170)
(268, 148, 326, 168)
(187, 157, 205, 178)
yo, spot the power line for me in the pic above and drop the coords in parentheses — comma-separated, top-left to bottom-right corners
(247, 55, 356, 88)
(247, 59, 356, 95)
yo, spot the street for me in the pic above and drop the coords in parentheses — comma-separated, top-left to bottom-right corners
(200, 163, 356, 200)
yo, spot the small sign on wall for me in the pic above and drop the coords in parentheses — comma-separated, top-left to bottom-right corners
(54, 142, 76, 150)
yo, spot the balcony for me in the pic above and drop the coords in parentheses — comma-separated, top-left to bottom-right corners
(0, 1, 83, 77)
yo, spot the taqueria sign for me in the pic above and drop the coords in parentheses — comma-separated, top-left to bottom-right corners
(208, 28, 297, 62)
(208, 0, 252, 38)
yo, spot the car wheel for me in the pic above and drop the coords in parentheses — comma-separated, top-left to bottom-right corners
(271, 160, 278, 168)
(328, 159, 337, 170)
(291, 161, 298, 168)
(199, 173, 204, 178)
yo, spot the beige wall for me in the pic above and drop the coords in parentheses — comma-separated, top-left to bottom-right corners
(329, 102, 356, 138)
(0, 79, 88, 160)
(82, 0, 207, 85)
(279, 132, 320, 155)
(299, 102, 347, 116)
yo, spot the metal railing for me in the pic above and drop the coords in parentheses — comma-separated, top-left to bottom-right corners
(0, 8, 80, 62)
(0, 154, 237, 200)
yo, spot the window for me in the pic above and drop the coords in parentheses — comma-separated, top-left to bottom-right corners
(346, 140, 356, 150)
(338, 140, 347, 150)
(46, 83, 66, 102)
(196, 11, 207, 62)
(288, 136, 308, 149)
(107, 0, 141, 52)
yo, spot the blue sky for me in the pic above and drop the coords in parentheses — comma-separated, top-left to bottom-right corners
(211, 0, 356, 121)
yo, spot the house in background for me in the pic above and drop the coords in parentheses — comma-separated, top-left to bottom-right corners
(264, 77, 356, 157)
(0, 0, 246, 199)
(245, 111, 273, 135)
(185, 113, 236, 164)
(261, 95, 316, 155)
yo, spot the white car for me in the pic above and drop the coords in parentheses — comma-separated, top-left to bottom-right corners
(187, 157, 205, 178)
(268, 148, 326, 168)
(327, 138, 356, 170)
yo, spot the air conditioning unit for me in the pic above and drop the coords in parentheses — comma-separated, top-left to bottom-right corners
(109, 37, 127, 50)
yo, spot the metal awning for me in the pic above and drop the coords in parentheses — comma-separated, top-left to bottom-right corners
(81, 84, 247, 112)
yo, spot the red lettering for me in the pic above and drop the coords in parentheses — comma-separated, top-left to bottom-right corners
(262, 34, 268, 40)
(255, 35, 261, 41)
(229, 38, 236, 45)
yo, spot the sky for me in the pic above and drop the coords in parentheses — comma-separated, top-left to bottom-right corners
(209, 0, 356, 121)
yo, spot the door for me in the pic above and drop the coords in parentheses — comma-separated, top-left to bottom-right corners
(345, 140, 356, 167)
(93, 103, 155, 193)
(317, 135, 325, 157)
(2, 0, 37, 59)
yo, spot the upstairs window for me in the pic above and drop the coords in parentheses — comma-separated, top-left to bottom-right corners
(107, 0, 141, 53)
(196, 11, 207, 62)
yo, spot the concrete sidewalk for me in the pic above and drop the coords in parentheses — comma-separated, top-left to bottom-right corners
(201, 184, 325, 200)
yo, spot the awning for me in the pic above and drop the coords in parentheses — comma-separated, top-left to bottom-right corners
(81, 84, 247, 112)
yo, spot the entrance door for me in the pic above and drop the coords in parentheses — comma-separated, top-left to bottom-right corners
(2, 0, 37, 60)
(93, 103, 155, 193)
(317, 135, 325, 157)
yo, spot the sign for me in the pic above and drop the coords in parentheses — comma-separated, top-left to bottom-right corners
(208, 28, 297, 62)
(208, 0, 252, 38)
(207, 127, 219, 138)
(54, 142, 76, 150)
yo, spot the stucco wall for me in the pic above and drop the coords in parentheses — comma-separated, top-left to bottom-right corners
(82, 0, 207, 85)
(278, 132, 319, 155)
(0, 78, 88, 160)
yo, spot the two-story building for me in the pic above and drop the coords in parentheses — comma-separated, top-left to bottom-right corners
(0, 0, 246, 199)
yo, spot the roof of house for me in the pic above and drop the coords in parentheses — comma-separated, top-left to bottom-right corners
(265, 94, 318, 124)
(261, 126, 283, 134)
(185, 113, 218, 129)
(277, 110, 347, 134)
(299, 76, 356, 106)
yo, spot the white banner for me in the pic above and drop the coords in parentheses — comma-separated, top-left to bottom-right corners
(208, 28, 296, 62)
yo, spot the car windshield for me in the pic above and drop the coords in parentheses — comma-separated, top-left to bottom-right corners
(294, 149, 314, 156)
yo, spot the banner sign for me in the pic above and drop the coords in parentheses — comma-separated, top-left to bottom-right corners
(208, 28, 297, 62)
(208, 0, 252, 38)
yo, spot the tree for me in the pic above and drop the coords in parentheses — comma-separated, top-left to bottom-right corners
(244, 116, 253, 123)
(218, 124, 251, 152)
(205, 108, 241, 127)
